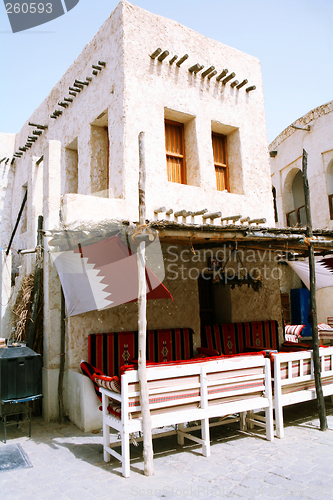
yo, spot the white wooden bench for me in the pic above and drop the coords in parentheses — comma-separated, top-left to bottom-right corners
(100, 355, 274, 477)
(272, 346, 333, 438)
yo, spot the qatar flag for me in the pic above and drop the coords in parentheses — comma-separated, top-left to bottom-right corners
(50, 234, 172, 316)
(287, 256, 333, 290)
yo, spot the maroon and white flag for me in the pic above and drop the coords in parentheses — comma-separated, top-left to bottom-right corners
(50, 234, 172, 316)
(287, 257, 333, 290)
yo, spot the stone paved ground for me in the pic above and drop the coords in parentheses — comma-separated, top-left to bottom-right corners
(0, 399, 333, 500)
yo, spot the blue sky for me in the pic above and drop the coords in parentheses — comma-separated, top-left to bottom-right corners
(1, 0, 332, 142)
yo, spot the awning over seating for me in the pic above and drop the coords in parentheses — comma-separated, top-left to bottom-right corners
(287, 257, 333, 290)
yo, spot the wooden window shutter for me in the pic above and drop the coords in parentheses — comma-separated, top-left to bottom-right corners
(212, 132, 229, 191)
(165, 120, 186, 184)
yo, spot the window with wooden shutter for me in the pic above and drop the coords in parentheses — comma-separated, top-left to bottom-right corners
(165, 120, 186, 184)
(212, 132, 229, 191)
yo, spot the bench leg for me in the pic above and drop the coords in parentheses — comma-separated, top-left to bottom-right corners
(201, 418, 210, 457)
(265, 405, 274, 441)
(103, 422, 111, 463)
(248, 410, 254, 429)
(122, 431, 130, 478)
(240, 412, 247, 431)
(275, 402, 284, 439)
(102, 393, 111, 463)
(177, 423, 185, 446)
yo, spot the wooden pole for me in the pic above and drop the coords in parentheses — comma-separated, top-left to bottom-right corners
(137, 131, 154, 476)
(302, 148, 328, 431)
(27, 215, 43, 349)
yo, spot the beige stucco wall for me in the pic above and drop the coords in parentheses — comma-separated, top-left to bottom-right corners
(270, 100, 333, 230)
(270, 101, 333, 328)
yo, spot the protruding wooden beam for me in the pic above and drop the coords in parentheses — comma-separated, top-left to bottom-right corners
(58, 102, 68, 108)
(201, 66, 215, 78)
(236, 79, 248, 89)
(158, 50, 169, 62)
(189, 63, 203, 73)
(0, 158, 6, 163)
(154, 207, 166, 214)
(86, 77, 92, 82)
(165, 209, 173, 215)
(192, 209, 208, 216)
(222, 72, 235, 85)
(169, 55, 178, 65)
(207, 70, 217, 79)
(216, 69, 228, 81)
(176, 54, 189, 66)
(248, 218, 266, 225)
(240, 217, 250, 223)
(230, 80, 239, 88)
(19, 147, 27, 152)
(92, 70, 98, 76)
(246, 85, 256, 92)
(33, 130, 42, 135)
(69, 91, 77, 97)
(150, 48, 162, 59)
(69, 86, 81, 92)
(202, 212, 222, 220)
(28, 122, 48, 129)
(64, 97, 73, 102)
(36, 155, 43, 165)
(174, 210, 187, 218)
(28, 136, 37, 141)
(75, 79, 89, 86)
(220, 215, 242, 223)
(92, 64, 102, 70)
(98, 61, 106, 66)
(73, 82, 84, 89)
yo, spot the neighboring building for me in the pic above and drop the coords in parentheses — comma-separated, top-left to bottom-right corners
(0, 1, 286, 430)
(270, 100, 333, 326)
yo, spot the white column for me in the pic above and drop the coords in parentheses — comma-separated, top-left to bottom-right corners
(42, 140, 62, 422)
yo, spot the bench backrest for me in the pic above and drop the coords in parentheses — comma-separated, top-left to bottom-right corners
(273, 346, 333, 396)
(202, 321, 279, 355)
(88, 328, 194, 376)
(122, 354, 269, 420)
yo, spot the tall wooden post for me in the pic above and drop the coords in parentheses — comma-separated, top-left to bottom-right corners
(302, 149, 328, 431)
(137, 131, 154, 475)
(27, 215, 43, 349)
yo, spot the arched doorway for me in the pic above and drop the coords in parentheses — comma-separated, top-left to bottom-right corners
(327, 159, 333, 219)
(285, 170, 307, 227)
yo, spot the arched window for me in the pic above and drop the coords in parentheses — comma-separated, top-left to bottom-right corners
(286, 170, 306, 226)
(327, 159, 333, 219)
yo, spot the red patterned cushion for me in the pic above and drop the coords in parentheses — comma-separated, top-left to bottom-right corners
(88, 328, 194, 376)
(80, 360, 104, 402)
(285, 325, 305, 337)
(93, 374, 121, 393)
(202, 321, 279, 355)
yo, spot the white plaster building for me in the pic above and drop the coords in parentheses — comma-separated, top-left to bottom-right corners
(0, 1, 283, 430)
(270, 100, 333, 326)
